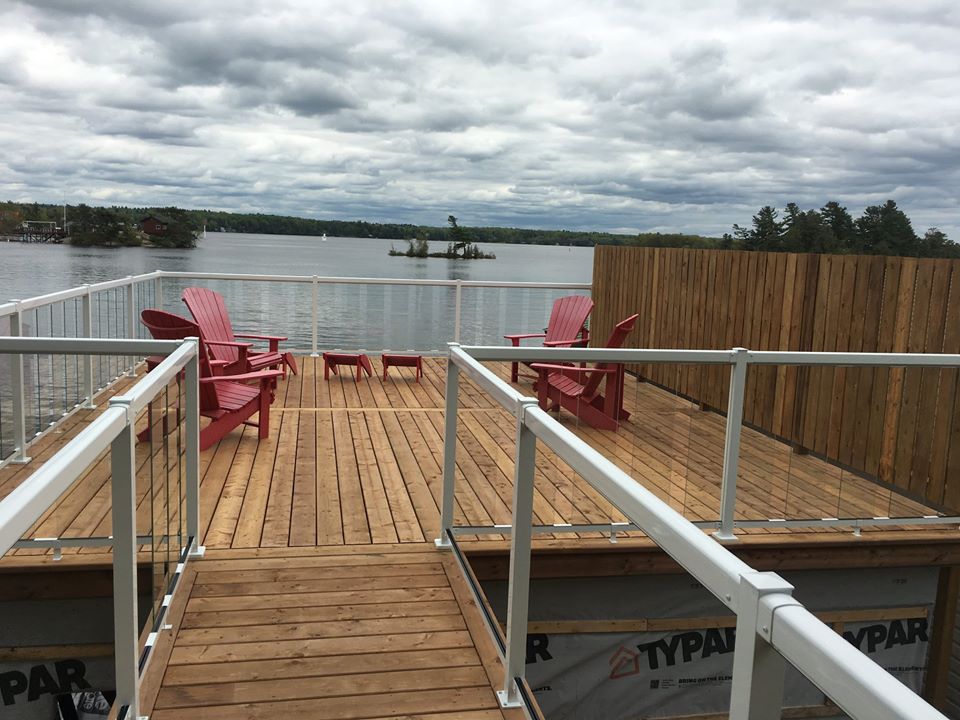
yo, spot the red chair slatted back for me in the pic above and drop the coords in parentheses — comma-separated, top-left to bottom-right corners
(544, 295, 594, 344)
(182, 287, 239, 366)
(579, 313, 639, 399)
(140, 309, 220, 411)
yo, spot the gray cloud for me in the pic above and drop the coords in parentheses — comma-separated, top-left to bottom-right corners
(0, 0, 958, 239)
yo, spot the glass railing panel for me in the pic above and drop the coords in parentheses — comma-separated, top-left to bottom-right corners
(138, 377, 187, 630)
(451, 361, 508, 540)
(460, 286, 588, 347)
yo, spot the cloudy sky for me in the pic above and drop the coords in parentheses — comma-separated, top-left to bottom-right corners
(1, 0, 958, 237)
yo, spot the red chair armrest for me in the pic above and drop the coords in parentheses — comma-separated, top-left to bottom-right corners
(201, 369, 284, 384)
(504, 332, 547, 340)
(503, 333, 547, 347)
(209, 359, 230, 376)
(530, 363, 616, 375)
(235, 333, 288, 342)
(542, 338, 586, 347)
(206, 340, 254, 349)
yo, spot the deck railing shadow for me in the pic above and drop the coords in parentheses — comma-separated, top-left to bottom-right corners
(439, 343, 955, 719)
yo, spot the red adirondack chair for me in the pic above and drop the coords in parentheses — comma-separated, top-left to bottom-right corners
(140, 309, 283, 450)
(504, 294, 594, 383)
(182, 287, 298, 376)
(531, 313, 639, 431)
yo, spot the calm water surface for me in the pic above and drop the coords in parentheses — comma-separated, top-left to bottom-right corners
(0, 233, 594, 351)
(0, 233, 593, 299)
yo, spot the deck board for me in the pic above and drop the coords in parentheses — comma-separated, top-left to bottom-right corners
(0, 355, 949, 559)
(145, 545, 508, 720)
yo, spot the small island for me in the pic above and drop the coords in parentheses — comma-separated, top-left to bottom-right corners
(389, 216, 495, 260)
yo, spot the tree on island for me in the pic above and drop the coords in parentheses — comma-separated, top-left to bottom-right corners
(70, 205, 141, 247)
(145, 207, 199, 248)
(388, 216, 495, 259)
(443, 215, 494, 259)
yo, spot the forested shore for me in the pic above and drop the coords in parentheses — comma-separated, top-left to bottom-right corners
(1, 199, 954, 257)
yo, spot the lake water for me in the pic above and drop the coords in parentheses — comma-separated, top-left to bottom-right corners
(0, 233, 593, 299)
(1, 232, 594, 352)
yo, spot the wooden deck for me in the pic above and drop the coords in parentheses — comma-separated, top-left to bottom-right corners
(140, 544, 515, 720)
(0, 356, 946, 558)
(2, 355, 957, 718)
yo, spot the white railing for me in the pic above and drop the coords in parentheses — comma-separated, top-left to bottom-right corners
(0, 270, 589, 464)
(0, 273, 160, 465)
(154, 271, 590, 353)
(438, 343, 953, 719)
(454, 343, 960, 535)
(0, 336, 202, 720)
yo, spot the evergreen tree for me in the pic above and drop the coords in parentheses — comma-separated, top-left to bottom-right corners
(734, 206, 783, 250)
(854, 200, 917, 255)
(783, 209, 835, 253)
(819, 201, 855, 251)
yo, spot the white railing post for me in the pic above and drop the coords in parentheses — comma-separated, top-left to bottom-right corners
(125, 278, 137, 376)
(435, 346, 460, 549)
(81, 286, 96, 408)
(499, 397, 540, 708)
(108, 397, 139, 717)
(8, 302, 31, 463)
(153, 272, 162, 310)
(311, 275, 319, 356)
(729, 572, 797, 719)
(715, 347, 748, 541)
(184, 339, 204, 557)
(454, 280, 463, 343)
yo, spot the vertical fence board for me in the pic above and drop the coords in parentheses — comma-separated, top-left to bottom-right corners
(928, 263, 960, 506)
(847, 256, 886, 469)
(826, 257, 858, 459)
(593, 247, 960, 510)
(907, 261, 951, 498)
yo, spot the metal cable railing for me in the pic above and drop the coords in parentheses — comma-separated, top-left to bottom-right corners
(0, 337, 202, 719)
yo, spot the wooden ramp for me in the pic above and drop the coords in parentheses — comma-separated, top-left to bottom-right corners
(143, 543, 517, 720)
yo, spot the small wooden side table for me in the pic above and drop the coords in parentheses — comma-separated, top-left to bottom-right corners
(381, 353, 423, 382)
(322, 352, 374, 381)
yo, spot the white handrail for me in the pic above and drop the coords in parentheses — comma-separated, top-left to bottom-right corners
(0, 407, 126, 556)
(154, 270, 591, 289)
(0, 337, 184, 355)
(1, 271, 160, 316)
(460, 344, 960, 367)
(443, 344, 950, 719)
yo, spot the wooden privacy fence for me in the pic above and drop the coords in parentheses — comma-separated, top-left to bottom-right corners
(591, 246, 960, 511)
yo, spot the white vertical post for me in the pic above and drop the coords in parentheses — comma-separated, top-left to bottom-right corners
(125, 278, 136, 376)
(8, 303, 31, 463)
(311, 275, 319, 357)
(499, 397, 539, 708)
(435, 348, 460, 549)
(715, 347, 748, 541)
(729, 572, 797, 720)
(454, 280, 463, 343)
(81, 287, 95, 408)
(109, 398, 139, 718)
(184, 339, 204, 557)
(153, 273, 163, 310)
